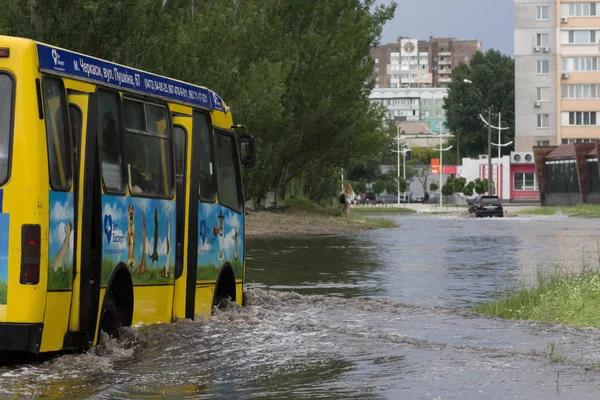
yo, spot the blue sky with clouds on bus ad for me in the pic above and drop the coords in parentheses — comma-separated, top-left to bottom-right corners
(198, 203, 244, 279)
(48, 192, 75, 290)
(102, 195, 176, 284)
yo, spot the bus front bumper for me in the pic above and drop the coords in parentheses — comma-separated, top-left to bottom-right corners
(0, 323, 43, 354)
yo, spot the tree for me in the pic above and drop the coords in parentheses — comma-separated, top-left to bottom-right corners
(441, 179, 454, 197)
(443, 49, 515, 159)
(0, 0, 398, 208)
(430, 182, 439, 192)
(474, 178, 489, 195)
(463, 181, 475, 196)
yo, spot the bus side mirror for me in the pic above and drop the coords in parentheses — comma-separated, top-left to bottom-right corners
(239, 135, 256, 168)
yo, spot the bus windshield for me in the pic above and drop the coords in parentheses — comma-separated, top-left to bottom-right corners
(0, 74, 12, 185)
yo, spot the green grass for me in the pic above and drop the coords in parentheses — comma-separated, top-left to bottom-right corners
(101, 258, 174, 285)
(285, 197, 343, 217)
(48, 264, 73, 290)
(0, 280, 6, 304)
(520, 204, 600, 218)
(474, 262, 600, 328)
(285, 197, 401, 229)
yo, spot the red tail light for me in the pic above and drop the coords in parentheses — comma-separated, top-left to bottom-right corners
(21, 225, 41, 285)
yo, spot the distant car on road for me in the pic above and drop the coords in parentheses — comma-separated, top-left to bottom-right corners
(411, 193, 424, 203)
(470, 196, 504, 218)
(376, 194, 399, 204)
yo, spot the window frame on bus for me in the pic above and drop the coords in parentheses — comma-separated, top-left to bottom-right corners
(196, 111, 217, 204)
(0, 71, 15, 187)
(173, 124, 187, 195)
(95, 87, 127, 196)
(213, 129, 244, 213)
(41, 75, 73, 192)
(122, 95, 175, 200)
(68, 103, 83, 170)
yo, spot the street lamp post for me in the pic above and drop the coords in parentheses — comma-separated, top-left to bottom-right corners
(423, 124, 452, 207)
(392, 125, 410, 206)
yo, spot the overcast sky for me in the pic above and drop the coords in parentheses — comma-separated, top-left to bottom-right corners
(376, 0, 514, 56)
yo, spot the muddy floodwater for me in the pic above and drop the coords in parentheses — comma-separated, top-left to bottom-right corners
(3, 214, 600, 399)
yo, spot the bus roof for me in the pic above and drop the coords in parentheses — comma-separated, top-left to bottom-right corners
(33, 40, 224, 112)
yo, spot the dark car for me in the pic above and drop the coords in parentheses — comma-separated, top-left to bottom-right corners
(376, 194, 399, 204)
(470, 196, 504, 218)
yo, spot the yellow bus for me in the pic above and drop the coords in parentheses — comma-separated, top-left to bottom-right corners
(0, 36, 256, 355)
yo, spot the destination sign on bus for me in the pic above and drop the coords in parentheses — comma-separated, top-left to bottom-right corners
(36, 43, 224, 111)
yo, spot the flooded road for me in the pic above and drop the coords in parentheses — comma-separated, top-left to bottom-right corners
(3, 214, 600, 399)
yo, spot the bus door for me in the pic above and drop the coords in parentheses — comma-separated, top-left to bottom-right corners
(171, 114, 191, 320)
(182, 111, 215, 319)
(64, 92, 102, 348)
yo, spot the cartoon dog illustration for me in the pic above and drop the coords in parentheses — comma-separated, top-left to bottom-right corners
(161, 215, 171, 278)
(214, 210, 225, 261)
(148, 208, 159, 268)
(126, 205, 136, 271)
(51, 221, 72, 272)
(137, 208, 148, 277)
(233, 225, 239, 261)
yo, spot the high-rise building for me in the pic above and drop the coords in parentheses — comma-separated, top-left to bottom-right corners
(370, 37, 482, 89)
(515, 0, 600, 151)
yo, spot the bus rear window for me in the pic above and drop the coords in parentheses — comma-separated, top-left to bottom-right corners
(0, 74, 13, 185)
(42, 77, 72, 191)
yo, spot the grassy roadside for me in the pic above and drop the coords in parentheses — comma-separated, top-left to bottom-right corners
(519, 204, 600, 218)
(284, 198, 400, 229)
(474, 261, 600, 329)
(351, 206, 416, 214)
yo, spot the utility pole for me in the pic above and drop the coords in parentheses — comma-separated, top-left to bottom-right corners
(487, 105, 492, 195)
(479, 112, 512, 197)
(392, 125, 402, 206)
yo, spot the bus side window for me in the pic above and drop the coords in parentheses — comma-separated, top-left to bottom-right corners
(123, 99, 173, 197)
(214, 132, 243, 212)
(42, 77, 72, 191)
(196, 114, 215, 202)
(97, 90, 125, 192)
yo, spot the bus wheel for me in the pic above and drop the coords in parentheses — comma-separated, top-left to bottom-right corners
(100, 295, 121, 340)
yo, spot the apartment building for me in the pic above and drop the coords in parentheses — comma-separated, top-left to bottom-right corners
(515, 0, 600, 151)
(370, 87, 448, 134)
(371, 37, 482, 89)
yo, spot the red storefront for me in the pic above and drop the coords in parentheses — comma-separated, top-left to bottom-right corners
(510, 163, 539, 202)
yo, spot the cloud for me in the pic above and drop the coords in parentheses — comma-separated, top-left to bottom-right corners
(157, 237, 170, 256)
(198, 239, 212, 255)
(225, 213, 240, 231)
(103, 202, 125, 222)
(51, 201, 73, 221)
(159, 200, 173, 217)
(222, 227, 240, 260)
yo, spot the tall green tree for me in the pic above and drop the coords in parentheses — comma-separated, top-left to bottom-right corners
(443, 49, 515, 160)
(0, 0, 396, 208)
